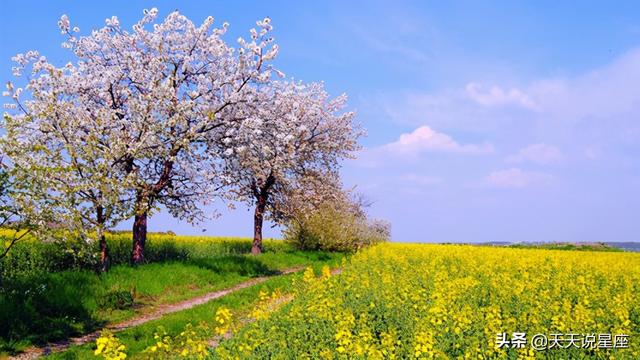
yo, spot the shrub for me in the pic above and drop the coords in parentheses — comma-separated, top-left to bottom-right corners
(0, 235, 99, 283)
(97, 288, 135, 310)
(284, 194, 390, 252)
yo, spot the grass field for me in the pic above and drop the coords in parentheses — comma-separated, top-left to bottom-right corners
(215, 244, 640, 359)
(0, 233, 343, 355)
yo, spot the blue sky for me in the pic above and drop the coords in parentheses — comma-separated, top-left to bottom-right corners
(2, 1, 639, 242)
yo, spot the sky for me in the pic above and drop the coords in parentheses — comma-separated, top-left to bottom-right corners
(1, 1, 639, 243)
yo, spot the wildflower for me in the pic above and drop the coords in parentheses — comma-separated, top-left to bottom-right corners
(94, 330, 127, 360)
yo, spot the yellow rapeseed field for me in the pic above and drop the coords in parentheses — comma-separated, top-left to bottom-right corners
(215, 243, 640, 359)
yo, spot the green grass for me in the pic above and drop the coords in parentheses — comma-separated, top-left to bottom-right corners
(45, 260, 343, 359)
(0, 232, 343, 355)
(95, 251, 339, 321)
(1, 231, 292, 281)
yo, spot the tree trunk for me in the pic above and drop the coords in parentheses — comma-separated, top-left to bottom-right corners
(252, 193, 267, 255)
(131, 211, 148, 265)
(96, 206, 110, 273)
(98, 231, 110, 272)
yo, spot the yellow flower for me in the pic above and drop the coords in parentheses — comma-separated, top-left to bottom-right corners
(214, 244, 640, 359)
(215, 306, 232, 335)
(94, 330, 127, 360)
(321, 265, 331, 278)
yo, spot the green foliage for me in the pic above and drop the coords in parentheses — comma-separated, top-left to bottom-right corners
(0, 235, 99, 282)
(97, 289, 135, 311)
(141, 323, 211, 359)
(284, 200, 390, 252)
(506, 242, 623, 252)
(0, 270, 102, 351)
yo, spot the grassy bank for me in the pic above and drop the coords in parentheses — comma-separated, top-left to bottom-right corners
(0, 232, 342, 355)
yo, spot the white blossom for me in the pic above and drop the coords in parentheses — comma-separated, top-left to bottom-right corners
(2, 7, 280, 244)
(212, 80, 362, 252)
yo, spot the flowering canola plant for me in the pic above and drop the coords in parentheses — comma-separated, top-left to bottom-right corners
(95, 330, 127, 360)
(214, 244, 640, 359)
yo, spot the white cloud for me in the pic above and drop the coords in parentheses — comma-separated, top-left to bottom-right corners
(367, 86, 539, 134)
(485, 168, 552, 188)
(368, 48, 640, 139)
(383, 126, 494, 155)
(506, 143, 563, 165)
(465, 82, 537, 110)
(354, 47, 640, 195)
(529, 48, 640, 123)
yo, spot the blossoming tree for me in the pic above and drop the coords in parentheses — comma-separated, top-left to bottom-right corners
(3, 8, 281, 264)
(2, 49, 137, 271)
(217, 81, 362, 254)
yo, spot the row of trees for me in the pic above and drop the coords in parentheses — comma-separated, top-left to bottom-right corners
(0, 9, 362, 269)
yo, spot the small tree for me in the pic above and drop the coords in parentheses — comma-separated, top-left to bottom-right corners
(284, 189, 390, 252)
(218, 81, 362, 254)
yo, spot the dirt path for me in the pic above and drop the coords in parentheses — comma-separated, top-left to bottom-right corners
(10, 266, 306, 360)
(207, 267, 343, 349)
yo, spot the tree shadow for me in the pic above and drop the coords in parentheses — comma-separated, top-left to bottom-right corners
(186, 255, 279, 277)
(0, 271, 107, 354)
(299, 251, 332, 261)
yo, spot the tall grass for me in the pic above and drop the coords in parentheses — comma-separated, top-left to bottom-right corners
(1, 231, 289, 281)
